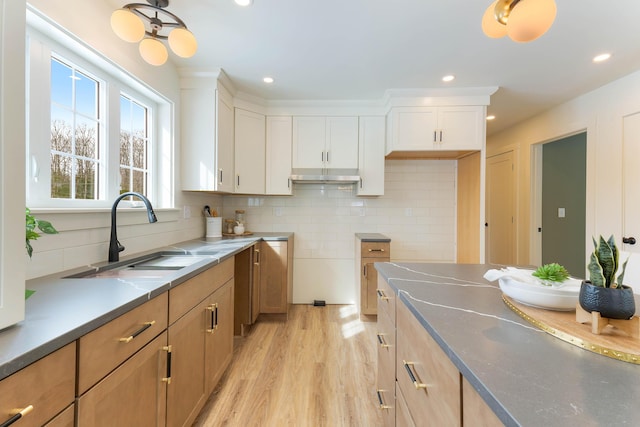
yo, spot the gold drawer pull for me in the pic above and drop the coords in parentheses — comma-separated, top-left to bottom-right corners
(368, 248, 385, 252)
(1, 405, 33, 427)
(119, 321, 156, 343)
(377, 289, 390, 301)
(376, 390, 392, 410)
(403, 360, 428, 389)
(376, 333, 390, 348)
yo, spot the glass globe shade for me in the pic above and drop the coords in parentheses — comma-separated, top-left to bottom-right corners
(507, 0, 557, 42)
(139, 38, 168, 66)
(111, 9, 145, 43)
(481, 1, 508, 38)
(168, 28, 198, 58)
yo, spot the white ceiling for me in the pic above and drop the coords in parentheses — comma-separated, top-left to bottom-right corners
(116, 0, 640, 134)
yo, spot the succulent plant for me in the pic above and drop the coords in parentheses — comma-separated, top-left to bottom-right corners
(532, 263, 570, 284)
(588, 235, 628, 288)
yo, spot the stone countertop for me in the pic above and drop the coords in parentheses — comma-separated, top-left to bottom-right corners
(355, 233, 391, 242)
(0, 233, 293, 381)
(374, 262, 640, 427)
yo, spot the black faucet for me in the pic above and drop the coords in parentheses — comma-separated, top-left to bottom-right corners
(109, 192, 158, 262)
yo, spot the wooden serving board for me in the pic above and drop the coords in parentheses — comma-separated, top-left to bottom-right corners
(502, 295, 640, 364)
(222, 231, 254, 237)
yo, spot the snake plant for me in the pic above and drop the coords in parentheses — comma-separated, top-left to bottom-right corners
(588, 235, 628, 288)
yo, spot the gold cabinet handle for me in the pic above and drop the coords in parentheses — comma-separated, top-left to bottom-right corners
(403, 360, 428, 389)
(1, 405, 34, 427)
(376, 390, 392, 410)
(162, 345, 172, 384)
(377, 289, 389, 301)
(119, 321, 156, 343)
(376, 333, 390, 348)
(206, 303, 218, 333)
(368, 248, 385, 252)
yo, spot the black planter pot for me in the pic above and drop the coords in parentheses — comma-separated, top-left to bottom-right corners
(579, 281, 636, 320)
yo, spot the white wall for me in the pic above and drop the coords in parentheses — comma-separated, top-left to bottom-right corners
(222, 159, 457, 304)
(487, 69, 640, 268)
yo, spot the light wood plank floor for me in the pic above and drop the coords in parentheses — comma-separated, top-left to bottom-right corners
(193, 304, 383, 427)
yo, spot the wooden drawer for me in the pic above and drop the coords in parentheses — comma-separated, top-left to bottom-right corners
(169, 257, 234, 324)
(43, 404, 74, 427)
(77, 293, 168, 394)
(396, 382, 416, 427)
(0, 342, 75, 427)
(376, 277, 396, 322)
(376, 303, 396, 426)
(361, 241, 390, 258)
(396, 301, 461, 426)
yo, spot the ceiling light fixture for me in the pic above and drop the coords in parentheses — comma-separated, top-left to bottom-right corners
(235, 0, 253, 6)
(442, 75, 455, 82)
(593, 53, 611, 63)
(263, 77, 274, 83)
(111, 0, 197, 66)
(482, 0, 557, 43)
(486, 115, 496, 121)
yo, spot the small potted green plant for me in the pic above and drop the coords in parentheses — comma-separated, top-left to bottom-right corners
(579, 235, 636, 319)
(26, 207, 58, 258)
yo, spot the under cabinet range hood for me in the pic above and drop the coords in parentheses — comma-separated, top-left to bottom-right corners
(290, 168, 361, 184)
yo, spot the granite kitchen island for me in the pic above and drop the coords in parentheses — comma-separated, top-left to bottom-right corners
(374, 262, 640, 427)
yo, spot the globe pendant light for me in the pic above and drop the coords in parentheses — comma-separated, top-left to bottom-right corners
(481, 0, 557, 43)
(111, 0, 197, 66)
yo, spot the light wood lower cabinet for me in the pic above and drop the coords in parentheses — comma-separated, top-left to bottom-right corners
(43, 404, 74, 427)
(205, 279, 234, 393)
(376, 279, 396, 426)
(0, 342, 75, 427)
(234, 244, 261, 335)
(259, 240, 293, 314)
(462, 377, 504, 427)
(356, 239, 390, 315)
(77, 332, 169, 426)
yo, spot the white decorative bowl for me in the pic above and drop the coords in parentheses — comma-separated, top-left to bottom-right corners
(496, 269, 582, 311)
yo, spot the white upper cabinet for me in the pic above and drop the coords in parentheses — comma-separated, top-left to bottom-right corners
(266, 116, 293, 195)
(357, 116, 385, 196)
(387, 106, 484, 153)
(181, 80, 234, 192)
(234, 108, 266, 195)
(292, 116, 359, 169)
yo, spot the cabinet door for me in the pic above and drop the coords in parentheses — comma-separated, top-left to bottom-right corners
(362, 258, 381, 315)
(462, 376, 504, 426)
(259, 241, 288, 313)
(235, 108, 265, 194)
(292, 116, 325, 168)
(0, 343, 75, 427)
(376, 301, 396, 426)
(205, 279, 234, 393)
(216, 92, 235, 192)
(252, 243, 262, 322)
(325, 116, 359, 169)
(266, 116, 293, 195)
(77, 333, 168, 427)
(167, 301, 207, 427)
(437, 106, 484, 150)
(389, 107, 437, 151)
(396, 302, 461, 426)
(358, 116, 385, 196)
(181, 88, 217, 191)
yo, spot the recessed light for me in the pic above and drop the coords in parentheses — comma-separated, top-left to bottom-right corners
(263, 76, 274, 84)
(486, 115, 496, 121)
(442, 75, 455, 82)
(235, 0, 253, 6)
(593, 53, 611, 63)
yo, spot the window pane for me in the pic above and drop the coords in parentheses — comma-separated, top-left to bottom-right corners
(51, 153, 71, 198)
(75, 116, 98, 159)
(75, 159, 97, 199)
(51, 59, 72, 107)
(132, 134, 146, 169)
(75, 71, 98, 118)
(120, 167, 131, 194)
(120, 130, 131, 166)
(132, 170, 145, 194)
(51, 107, 72, 154)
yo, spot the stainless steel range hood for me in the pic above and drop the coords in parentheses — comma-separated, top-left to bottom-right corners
(290, 168, 361, 184)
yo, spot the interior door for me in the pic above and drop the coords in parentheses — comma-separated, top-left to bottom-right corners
(486, 151, 515, 265)
(623, 112, 640, 254)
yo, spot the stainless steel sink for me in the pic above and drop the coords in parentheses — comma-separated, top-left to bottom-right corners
(65, 252, 216, 279)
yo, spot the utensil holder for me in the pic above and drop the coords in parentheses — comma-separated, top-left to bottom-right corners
(206, 217, 222, 238)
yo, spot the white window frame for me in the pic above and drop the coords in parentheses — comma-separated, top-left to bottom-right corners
(26, 11, 171, 209)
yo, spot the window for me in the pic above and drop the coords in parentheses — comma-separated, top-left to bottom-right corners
(50, 57, 102, 200)
(26, 16, 170, 209)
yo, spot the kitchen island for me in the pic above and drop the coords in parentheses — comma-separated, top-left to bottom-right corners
(375, 262, 640, 426)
